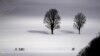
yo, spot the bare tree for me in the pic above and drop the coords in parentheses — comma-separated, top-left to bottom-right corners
(44, 9, 61, 34)
(74, 12, 86, 34)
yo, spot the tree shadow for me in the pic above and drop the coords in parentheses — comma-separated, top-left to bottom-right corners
(60, 30, 77, 34)
(28, 30, 49, 35)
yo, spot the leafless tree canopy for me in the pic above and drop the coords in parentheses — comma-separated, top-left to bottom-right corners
(74, 12, 86, 34)
(44, 9, 61, 34)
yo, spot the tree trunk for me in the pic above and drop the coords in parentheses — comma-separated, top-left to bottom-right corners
(51, 24, 54, 35)
(51, 29, 53, 35)
(51, 17, 54, 35)
(79, 28, 80, 34)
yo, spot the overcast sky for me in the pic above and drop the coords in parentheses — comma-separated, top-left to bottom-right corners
(0, 0, 100, 18)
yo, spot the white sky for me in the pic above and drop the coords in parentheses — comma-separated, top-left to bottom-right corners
(0, 0, 100, 18)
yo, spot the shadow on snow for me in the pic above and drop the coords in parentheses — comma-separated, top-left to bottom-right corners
(28, 30, 49, 34)
(60, 30, 77, 34)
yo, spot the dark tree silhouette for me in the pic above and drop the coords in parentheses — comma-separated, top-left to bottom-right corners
(74, 12, 86, 34)
(44, 9, 61, 34)
(77, 33, 100, 56)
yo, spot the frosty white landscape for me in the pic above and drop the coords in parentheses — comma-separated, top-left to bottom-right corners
(0, 16, 100, 56)
(0, 0, 100, 56)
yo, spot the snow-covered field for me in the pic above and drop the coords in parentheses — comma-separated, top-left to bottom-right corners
(0, 16, 100, 56)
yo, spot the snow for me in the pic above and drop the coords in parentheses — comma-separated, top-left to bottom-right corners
(0, 16, 100, 56)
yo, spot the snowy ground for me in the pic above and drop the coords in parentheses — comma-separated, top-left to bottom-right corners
(0, 16, 100, 56)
